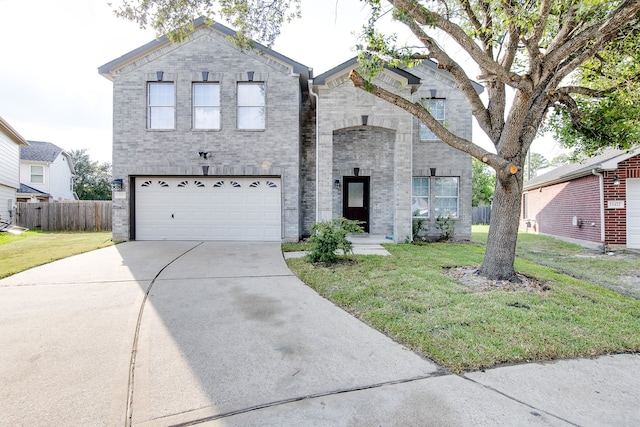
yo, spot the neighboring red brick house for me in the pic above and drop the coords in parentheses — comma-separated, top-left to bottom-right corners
(521, 147, 640, 250)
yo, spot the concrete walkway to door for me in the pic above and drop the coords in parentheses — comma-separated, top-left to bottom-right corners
(0, 242, 638, 426)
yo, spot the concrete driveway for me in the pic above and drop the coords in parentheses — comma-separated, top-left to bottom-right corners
(1, 241, 638, 426)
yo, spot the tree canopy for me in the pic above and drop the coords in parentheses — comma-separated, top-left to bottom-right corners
(548, 22, 640, 156)
(112, 0, 640, 281)
(69, 149, 113, 200)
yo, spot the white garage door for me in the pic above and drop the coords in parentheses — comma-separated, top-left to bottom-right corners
(627, 178, 640, 249)
(135, 177, 281, 241)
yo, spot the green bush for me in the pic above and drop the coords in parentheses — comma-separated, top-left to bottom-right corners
(435, 215, 455, 241)
(412, 210, 428, 242)
(308, 218, 364, 265)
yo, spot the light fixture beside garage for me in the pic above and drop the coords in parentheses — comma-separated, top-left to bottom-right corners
(613, 175, 620, 185)
(198, 152, 212, 175)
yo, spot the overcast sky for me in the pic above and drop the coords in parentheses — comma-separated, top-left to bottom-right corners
(0, 0, 564, 164)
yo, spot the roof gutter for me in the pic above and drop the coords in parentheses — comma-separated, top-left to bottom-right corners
(592, 169, 606, 243)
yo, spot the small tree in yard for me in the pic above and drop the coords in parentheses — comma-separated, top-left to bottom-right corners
(308, 218, 364, 265)
(113, 0, 640, 281)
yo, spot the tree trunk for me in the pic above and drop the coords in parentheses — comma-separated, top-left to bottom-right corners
(480, 169, 524, 281)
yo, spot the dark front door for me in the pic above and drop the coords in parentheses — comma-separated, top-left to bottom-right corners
(343, 177, 370, 232)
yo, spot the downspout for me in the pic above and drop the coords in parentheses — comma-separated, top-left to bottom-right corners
(592, 169, 606, 243)
(308, 77, 319, 223)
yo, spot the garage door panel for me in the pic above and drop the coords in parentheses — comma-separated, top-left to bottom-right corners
(135, 177, 282, 241)
(628, 179, 640, 249)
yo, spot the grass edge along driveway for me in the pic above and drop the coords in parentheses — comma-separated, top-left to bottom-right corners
(0, 231, 114, 279)
(285, 235, 640, 374)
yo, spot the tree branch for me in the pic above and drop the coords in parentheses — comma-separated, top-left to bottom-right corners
(388, 0, 530, 90)
(349, 69, 510, 173)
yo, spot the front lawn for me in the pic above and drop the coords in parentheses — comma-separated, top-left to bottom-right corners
(0, 231, 114, 279)
(286, 230, 640, 373)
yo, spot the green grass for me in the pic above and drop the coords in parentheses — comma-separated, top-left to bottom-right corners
(281, 242, 310, 252)
(0, 231, 114, 278)
(474, 225, 640, 298)
(286, 228, 640, 374)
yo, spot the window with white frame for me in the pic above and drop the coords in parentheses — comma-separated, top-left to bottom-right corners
(434, 177, 459, 218)
(30, 165, 44, 184)
(420, 98, 445, 141)
(193, 83, 221, 129)
(147, 82, 175, 129)
(412, 177, 430, 218)
(237, 82, 265, 130)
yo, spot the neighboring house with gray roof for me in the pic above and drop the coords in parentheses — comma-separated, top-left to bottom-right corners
(521, 147, 640, 249)
(20, 141, 77, 202)
(16, 183, 50, 203)
(98, 19, 479, 243)
(0, 116, 29, 223)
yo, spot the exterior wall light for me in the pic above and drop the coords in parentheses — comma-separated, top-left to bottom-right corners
(198, 151, 211, 160)
(202, 71, 209, 82)
(202, 165, 209, 176)
(247, 71, 254, 81)
(354, 167, 360, 177)
(334, 179, 340, 189)
(111, 179, 124, 191)
(613, 175, 620, 185)
(430, 167, 437, 176)
(361, 115, 368, 126)
(156, 71, 164, 81)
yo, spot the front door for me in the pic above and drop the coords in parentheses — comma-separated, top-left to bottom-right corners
(343, 177, 370, 232)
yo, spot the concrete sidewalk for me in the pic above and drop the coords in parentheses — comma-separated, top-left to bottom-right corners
(1, 242, 638, 426)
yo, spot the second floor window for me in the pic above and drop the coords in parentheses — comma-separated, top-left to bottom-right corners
(237, 82, 265, 130)
(31, 165, 44, 184)
(420, 98, 445, 141)
(193, 83, 221, 129)
(148, 82, 175, 129)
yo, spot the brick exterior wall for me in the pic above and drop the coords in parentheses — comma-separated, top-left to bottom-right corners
(410, 65, 474, 240)
(521, 153, 640, 247)
(522, 175, 602, 243)
(305, 63, 475, 241)
(105, 27, 476, 242)
(108, 28, 302, 241)
(604, 154, 640, 245)
(332, 128, 395, 236)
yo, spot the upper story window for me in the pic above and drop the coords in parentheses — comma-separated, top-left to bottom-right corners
(193, 83, 221, 129)
(237, 82, 265, 130)
(420, 98, 446, 141)
(412, 177, 430, 218)
(434, 177, 459, 218)
(30, 165, 44, 184)
(148, 82, 175, 129)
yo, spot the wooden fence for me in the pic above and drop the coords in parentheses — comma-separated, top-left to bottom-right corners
(472, 206, 492, 225)
(15, 201, 112, 231)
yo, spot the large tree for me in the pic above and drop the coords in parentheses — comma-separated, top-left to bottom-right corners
(69, 149, 113, 200)
(112, 0, 640, 281)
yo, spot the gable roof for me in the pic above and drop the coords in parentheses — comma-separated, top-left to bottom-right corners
(313, 57, 422, 86)
(312, 57, 484, 94)
(21, 140, 64, 162)
(524, 146, 640, 191)
(98, 18, 311, 89)
(0, 116, 29, 146)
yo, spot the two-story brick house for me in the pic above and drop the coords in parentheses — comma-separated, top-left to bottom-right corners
(99, 19, 480, 242)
